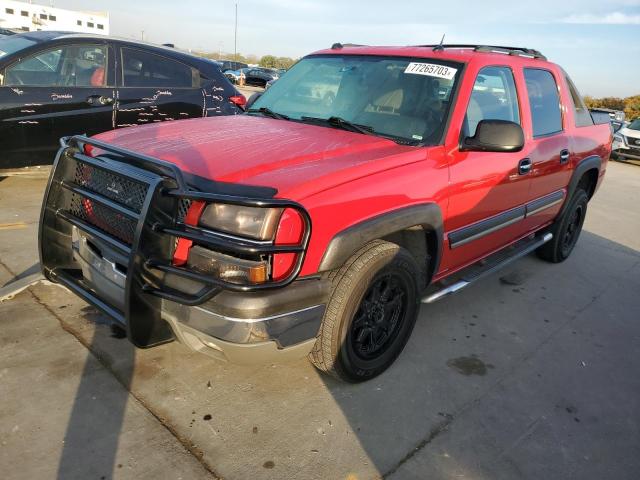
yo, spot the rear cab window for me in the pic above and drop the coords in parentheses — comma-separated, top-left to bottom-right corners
(524, 68, 563, 137)
(564, 73, 594, 128)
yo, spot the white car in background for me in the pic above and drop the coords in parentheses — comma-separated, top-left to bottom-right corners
(613, 118, 640, 161)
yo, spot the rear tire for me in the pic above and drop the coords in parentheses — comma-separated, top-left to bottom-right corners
(309, 240, 420, 383)
(537, 189, 588, 263)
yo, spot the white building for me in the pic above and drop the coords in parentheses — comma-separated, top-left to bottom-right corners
(0, 1, 109, 35)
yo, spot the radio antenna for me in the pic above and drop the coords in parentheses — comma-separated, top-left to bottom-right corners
(433, 34, 446, 51)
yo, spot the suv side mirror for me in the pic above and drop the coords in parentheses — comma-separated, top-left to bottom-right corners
(461, 120, 524, 153)
(246, 92, 262, 110)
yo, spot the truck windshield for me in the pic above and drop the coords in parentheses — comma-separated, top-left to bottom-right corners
(0, 36, 36, 59)
(250, 55, 462, 145)
(628, 119, 640, 131)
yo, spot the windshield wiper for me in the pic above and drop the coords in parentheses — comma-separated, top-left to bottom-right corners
(247, 107, 289, 120)
(300, 116, 374, 136)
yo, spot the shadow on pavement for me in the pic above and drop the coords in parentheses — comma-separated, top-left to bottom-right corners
(46, 230, 640, 479)
(317, 230, 640, 479)
(56, 308, 134, 480)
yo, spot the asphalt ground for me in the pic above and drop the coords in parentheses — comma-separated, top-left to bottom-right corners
(0, 159, 639, 480)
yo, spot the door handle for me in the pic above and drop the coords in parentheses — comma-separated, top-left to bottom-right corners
(518, 158, 532, 175)
(560, 149, 570, 164)
(86, 95, 113, 106)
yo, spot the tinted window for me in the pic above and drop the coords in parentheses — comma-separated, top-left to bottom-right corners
(524, 69, 562, 137)
(121, 48, 196, 88)
(3, 45, 108, 87)
(464, 66, 520, 137)
(565, 74, 593, 128)
(0, 36, 37, 59)
(5, 8, 14, 14)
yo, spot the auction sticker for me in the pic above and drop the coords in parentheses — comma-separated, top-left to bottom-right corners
(404, 62, 457, 80)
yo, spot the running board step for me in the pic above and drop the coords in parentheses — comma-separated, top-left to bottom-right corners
(422, 232, 553, 304)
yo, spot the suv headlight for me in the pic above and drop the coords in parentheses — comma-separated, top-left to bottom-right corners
(199, 203, 283, 240)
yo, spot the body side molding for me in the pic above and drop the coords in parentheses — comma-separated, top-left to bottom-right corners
(317, 203, 443, 278)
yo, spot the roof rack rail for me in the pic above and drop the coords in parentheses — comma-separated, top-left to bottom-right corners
(424, 44, 546, 60)
(331, 42, 367, 50)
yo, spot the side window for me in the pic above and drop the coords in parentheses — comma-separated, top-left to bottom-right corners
(464, 66, 520, 137)
(565, 75, 593, 128)
(3, 45, 107, 87)
(524, 69, 563, 137)
(121, 48, 197, 88)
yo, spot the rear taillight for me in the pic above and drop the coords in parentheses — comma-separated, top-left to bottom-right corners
(272, 208, 304, 280)
(229, 94, 247, 109)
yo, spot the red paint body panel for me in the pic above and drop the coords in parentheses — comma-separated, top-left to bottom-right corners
(92, 46, 611, 283)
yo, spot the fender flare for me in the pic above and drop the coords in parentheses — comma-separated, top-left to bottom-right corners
(317, 203, 443, 279)
(558, 155, 601, 218)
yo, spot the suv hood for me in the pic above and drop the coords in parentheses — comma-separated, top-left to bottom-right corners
(93, 115, 427, 199)
(619, 127, 640, 139)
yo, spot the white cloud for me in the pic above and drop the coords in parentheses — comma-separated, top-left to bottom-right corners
(562, 11, 640, 24)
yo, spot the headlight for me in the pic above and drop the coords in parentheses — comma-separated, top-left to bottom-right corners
(613, 134, 625, 145)
(199, 203, 282, 240)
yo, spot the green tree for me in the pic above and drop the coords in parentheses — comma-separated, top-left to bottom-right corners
(259, 55, 277, 68)
(624, 95, 640, 120)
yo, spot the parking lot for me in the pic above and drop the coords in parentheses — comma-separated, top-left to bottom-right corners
(0, 158, 637, 479)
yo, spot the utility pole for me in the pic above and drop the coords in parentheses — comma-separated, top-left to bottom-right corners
(234, 2, 238, 62)
(141, 30, 145, 41)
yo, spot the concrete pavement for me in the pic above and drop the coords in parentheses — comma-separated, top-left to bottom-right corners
(0, 160, 639, 479)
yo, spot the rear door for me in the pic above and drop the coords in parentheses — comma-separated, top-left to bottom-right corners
(115, 46, 204, 127)
(520, 67, 571, 227)
(0, 42, 115, 168)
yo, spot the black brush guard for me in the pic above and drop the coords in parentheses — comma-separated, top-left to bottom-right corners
(39, 135, 311, 348)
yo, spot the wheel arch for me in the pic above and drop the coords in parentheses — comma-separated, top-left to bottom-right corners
(317, 203, 443, 286)
(559, 155, 601, 218)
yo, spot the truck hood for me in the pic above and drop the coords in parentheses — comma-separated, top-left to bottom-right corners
(93, 115, 427, 199)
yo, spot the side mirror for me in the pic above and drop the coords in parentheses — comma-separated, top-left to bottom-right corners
(461, 119, 524, 153)
(245, 92, 262, 110)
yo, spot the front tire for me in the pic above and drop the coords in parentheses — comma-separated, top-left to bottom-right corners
(537, 189, 588, 263)
(309, 241, 420, 383)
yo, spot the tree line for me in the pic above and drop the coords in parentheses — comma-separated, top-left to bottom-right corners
(584, 95, 640, 121)
(195, 51, 297, 70)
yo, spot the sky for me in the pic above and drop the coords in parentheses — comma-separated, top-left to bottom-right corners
(43, 0, 640, 97)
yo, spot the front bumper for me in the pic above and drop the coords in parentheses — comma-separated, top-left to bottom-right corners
(70, 227, 327, 361)
(613, 147, 640, 161)
(39, 135, 319, 363)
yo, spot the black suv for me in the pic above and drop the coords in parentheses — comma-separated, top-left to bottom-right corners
(0, 31, 244, 169)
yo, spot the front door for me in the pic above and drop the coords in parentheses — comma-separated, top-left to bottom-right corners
(115, 46, 204, 128)
(440, 65, 532, 276)
(0, 43, 115, 168)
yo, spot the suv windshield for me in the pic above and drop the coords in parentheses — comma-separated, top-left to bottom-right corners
(0, 36, 36, 59)
(628, 119, 640, 131)
(250, 55, 462, 145)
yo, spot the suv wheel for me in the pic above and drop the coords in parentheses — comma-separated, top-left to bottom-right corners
(537, 189, 588, 263)
(309, 240, 420, 382)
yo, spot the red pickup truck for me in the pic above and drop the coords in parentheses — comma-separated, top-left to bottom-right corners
(39, 44, 611, 382)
